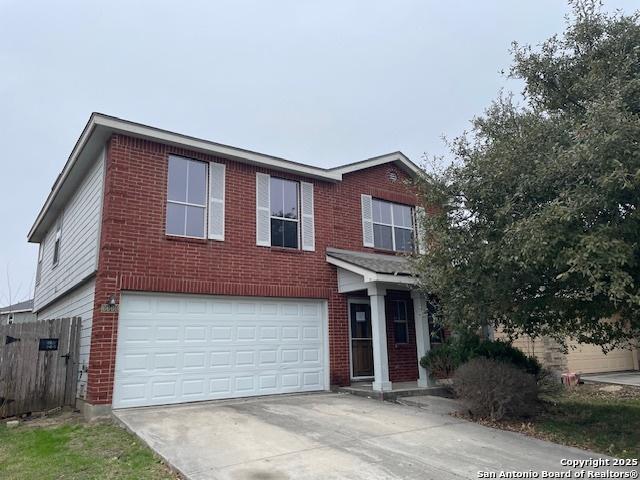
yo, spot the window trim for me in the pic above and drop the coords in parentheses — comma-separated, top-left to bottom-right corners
(391, 299, 409, 345)
(372, 198, 414, 252)
(35, 240, 45, 285)
(269, 177, 301, 249)
(166, 155, 209, 239)
(52, 222, 62, 267)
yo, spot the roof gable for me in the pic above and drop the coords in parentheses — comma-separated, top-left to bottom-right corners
(329, 152, 422, 177)
(28, 113, 423, 242)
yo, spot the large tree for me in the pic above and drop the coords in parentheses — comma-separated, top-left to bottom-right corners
(415, 1, 640, 349)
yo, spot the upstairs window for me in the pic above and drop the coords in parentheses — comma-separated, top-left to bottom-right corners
(372, 199, 414, 252)
(270, 177, 299, 248)
(166, 156, 208, 238)
(52, 221, 62, 266)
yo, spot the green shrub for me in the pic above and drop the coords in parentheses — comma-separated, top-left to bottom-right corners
(536, 368, 564, 401)
(419, 343, 458, 378)
(473, 339, 541, 376)
(420, 334, 541, 378)
(454, 357, 539, 420)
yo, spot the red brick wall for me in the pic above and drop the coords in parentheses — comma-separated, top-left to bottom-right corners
(385, 291, 419, 383)
(87, 134, 419, 404)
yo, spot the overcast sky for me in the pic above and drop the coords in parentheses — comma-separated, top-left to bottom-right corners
(0, 0, 636, 305)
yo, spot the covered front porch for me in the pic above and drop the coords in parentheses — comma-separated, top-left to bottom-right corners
(326, 248, 440, 394)
(338, 381, 450, 401)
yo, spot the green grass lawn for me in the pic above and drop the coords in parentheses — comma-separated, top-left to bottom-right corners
(0, 417, 176, 479)
(532, 384, 640, 459)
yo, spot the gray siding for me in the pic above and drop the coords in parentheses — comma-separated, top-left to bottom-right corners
(0, 311, 37, 325)
(37, 279, 95, 399)
(34, 148, 104, 311)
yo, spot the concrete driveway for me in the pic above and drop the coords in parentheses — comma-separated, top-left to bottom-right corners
(114, 393, 629, 480)
(583, 371, 640, 387)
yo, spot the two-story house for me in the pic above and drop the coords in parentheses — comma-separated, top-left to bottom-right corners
(28, 113, 437, 417)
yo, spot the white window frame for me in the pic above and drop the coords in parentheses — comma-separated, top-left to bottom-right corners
(269, 177, 300, 249)
(391, 299, 409, 345)
(372, 199, 415, 252)
(166, 156, 208, 239)
(52, 221, 62, 267)
(35, 240, 45, 285)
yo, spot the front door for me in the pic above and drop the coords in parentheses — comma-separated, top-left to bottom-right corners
(349, 301, 374, 378)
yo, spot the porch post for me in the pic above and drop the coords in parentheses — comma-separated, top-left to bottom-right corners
(367, 284, 392, 391)
(411, 290, 434, 387)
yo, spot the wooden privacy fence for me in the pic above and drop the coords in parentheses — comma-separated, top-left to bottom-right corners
(0, 317, 80, 418)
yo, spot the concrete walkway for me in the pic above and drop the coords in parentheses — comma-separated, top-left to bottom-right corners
(114, 393, 632, 480)
(582, 371, 640, 387)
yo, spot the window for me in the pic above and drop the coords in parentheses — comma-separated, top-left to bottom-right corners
(372, 199, 414, 252)
(391, 300, 409, 344)
(52, 221, 62, 266)
(35, 241, 44, 284)
(7, 313, 14, 324)
(270, 177, 299, 248)
(166, 156, 208, 238)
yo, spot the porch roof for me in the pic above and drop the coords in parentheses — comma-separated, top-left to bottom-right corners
(326, 248, 413, 275)
(326, 248, 416, 286)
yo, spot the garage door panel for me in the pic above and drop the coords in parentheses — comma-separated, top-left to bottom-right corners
(119, 347, 323, 373)
(115, 368, 325, 407)
(114, 294, 326, 408)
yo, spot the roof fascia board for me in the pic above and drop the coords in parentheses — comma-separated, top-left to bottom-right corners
(326, 255, 416, 285)
(326, 255, 378, 282)
(27, 115, 99, 241)
(330, 152, 422, 177)
(95, 115, 343, 182)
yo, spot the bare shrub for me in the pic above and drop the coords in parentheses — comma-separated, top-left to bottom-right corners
(453, 357, 539, 420)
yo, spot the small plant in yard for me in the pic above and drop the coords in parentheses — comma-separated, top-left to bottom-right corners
(453, 357, 539, 421)
(535, 368, 564, 402)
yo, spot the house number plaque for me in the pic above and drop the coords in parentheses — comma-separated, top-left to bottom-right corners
(39, 338, 59, 351)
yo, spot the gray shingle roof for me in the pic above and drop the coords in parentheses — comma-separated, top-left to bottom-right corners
(326, 248, 414, 275)
(0, 299, 34, 314)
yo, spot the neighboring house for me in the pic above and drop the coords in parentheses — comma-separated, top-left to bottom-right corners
(28, 113, 438, 416)
(0, 299, 36, 325)
(505, 334, 639, 375)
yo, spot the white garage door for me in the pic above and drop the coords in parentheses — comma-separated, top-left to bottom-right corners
(113, 293, 328, 408)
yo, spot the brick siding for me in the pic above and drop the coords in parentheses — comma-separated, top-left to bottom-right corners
(87, 134, 419, 404)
